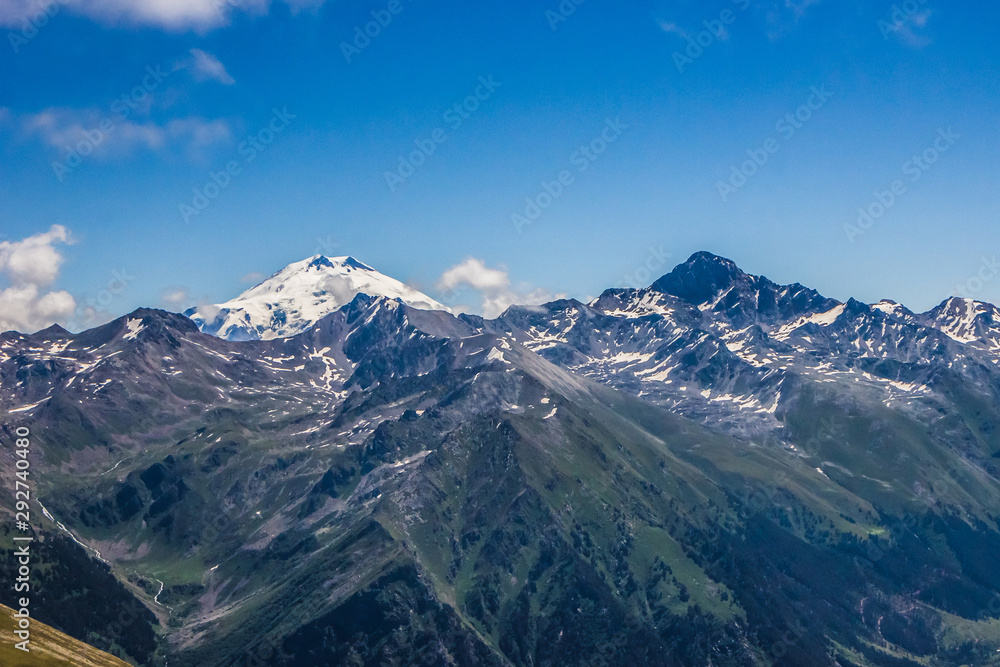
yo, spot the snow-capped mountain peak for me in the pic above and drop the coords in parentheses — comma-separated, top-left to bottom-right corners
(923, 296, 1000, 347)
(186, 255, 448, 341)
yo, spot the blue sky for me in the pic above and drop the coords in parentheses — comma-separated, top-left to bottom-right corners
(1, 0, 998, 331)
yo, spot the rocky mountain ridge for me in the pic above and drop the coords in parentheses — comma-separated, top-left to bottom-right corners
(1, 252, 999, 666)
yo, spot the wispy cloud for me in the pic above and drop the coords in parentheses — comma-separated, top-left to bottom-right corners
(179, 49, 236, 85)
(240, 271, 266, 284)
(0, 225, 76, 333)
(11, 108, 232, 160)
(436, 258, 564, 318)
(881, 8, 934, 47)
(659, 19, 730, 42)
(659, 21, 689, 39)
(785, 0, 823, 18)
(161, 288, 190, 307)
(762, 0, 824, 40)
(0, 0, 326, 30)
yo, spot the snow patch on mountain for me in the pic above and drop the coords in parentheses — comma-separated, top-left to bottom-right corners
(772, 304, 846, 341)
(122, 318, 144, 341)
(925, 297, 999, 345)
(186, 255, 449, 341)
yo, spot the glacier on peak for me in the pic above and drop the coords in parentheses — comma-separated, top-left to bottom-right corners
(185, 255, 449, 341)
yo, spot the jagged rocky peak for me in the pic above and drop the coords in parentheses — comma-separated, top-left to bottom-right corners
(872, 299, 910, 317)
(649, 252, 839, 327)
(926, 296, 998, 320)
(651, 251, 745, 305)
(32, 323, 73, 340)
(922, 296, 1000, 345)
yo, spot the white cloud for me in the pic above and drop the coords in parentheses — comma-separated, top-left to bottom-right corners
(190, 302, 221, 322)
(659, 22, 689, 39)
(15, 108, 232, 160)
(161, 288, 190, 307)
(0, 225, 76, 333)
(182, 49, 235, 85)
(883, 9, 933, 47)
(240, 271, 266, 284)
(760, 0, 824, 40)
(785, 0, 823, 18)
(436, 258, 564, 318)
(437, 258, 509, 293)
(0, 0, 325, 30)
(0, 224, 70, 286)
(659, 19, 728, 42)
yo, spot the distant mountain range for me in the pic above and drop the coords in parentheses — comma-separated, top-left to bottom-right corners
(2, 252, 1000, 666)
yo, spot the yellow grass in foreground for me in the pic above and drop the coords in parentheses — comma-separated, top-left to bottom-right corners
(0, 603, 133, 667)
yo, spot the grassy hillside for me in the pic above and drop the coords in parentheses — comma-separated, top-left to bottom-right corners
(0, 603, 133, 667)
